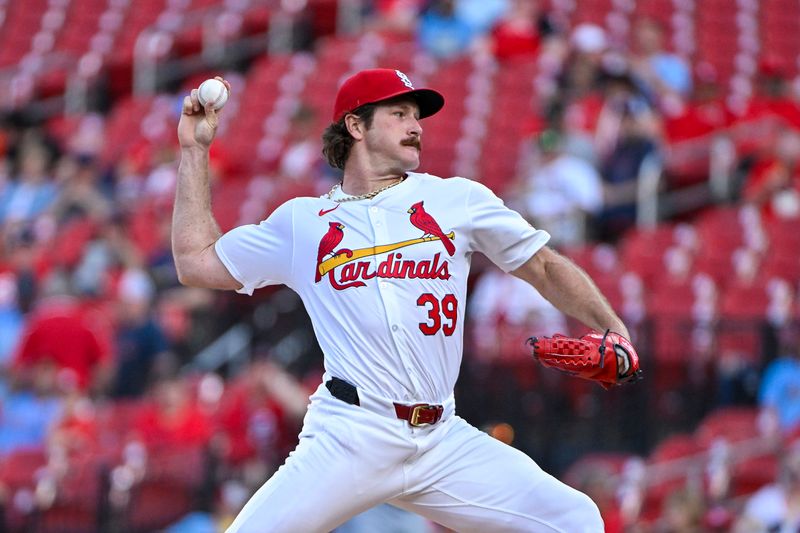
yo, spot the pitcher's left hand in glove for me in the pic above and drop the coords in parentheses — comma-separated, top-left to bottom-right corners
(527, 330, 642, 390)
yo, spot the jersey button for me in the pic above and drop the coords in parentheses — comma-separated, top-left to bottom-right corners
(380, 281, 389, 289)
(370, 207, 378, 213)
(391, 325, 398, 332)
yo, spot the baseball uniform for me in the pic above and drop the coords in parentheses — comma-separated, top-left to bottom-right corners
(216, 172, 604, 532)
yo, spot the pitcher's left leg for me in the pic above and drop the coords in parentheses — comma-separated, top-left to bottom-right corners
(393, 417, 603, 533)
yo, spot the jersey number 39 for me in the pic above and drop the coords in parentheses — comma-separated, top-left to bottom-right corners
(417, 293, 458, 336)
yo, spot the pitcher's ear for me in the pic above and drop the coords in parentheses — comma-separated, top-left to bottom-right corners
(344, 113, 364, 140)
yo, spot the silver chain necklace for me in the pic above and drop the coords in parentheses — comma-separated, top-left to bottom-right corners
(325, 176, 405, 203)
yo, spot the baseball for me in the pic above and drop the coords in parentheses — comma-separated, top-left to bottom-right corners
(197, 78, 228, 110)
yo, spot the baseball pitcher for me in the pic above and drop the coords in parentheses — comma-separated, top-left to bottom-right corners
(174, 69, 640, 532)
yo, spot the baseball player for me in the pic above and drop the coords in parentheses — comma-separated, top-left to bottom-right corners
(174, 70, 641, 532)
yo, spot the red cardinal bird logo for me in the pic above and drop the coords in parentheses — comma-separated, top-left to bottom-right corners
(315, 222, 353, 282)
(407, 201, 455, 256)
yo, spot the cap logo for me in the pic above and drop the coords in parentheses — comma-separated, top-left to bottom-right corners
(395, 70, 414, 89)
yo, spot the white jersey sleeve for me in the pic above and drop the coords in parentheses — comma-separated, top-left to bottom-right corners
(465, 180, 550, 272)
(214, 199, 295, 295)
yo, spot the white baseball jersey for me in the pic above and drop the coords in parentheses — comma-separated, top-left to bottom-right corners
(215, 171, 550, 403)
(218, 172, 606, 533)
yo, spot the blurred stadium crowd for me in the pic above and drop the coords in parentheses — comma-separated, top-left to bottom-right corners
(1, 0, 800, 531)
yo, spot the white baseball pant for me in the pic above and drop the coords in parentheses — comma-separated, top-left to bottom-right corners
(226, 382, 603, 533)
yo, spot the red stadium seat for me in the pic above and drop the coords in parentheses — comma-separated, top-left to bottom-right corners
(760, 253, 800, 283)
(95, 400, 148, 451)
(634, 0, 675, 20)
(651, 433, 707, 464)
(716, 283, 771, 362)
(241, 4, 271, 36)
(307, 0, 339, 38)
(647, 280, 699, 364)
(46, 217, 98, 270)
(37, 456, 108, 533)
(765, 218, 800, 255)
(618, 225, 682, 287)
(212, 178, 252, 231)
(731, 454, 779, 497)
(0, 447, 48, 489)
(694, 407, 762, 447)
(694, 207, 746, 249)
(125, 446, 207, 531)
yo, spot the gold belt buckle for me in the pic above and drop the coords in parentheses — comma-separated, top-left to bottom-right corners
(409, 404, 436, 427)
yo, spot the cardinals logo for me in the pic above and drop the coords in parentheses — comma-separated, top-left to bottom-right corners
(315, 222, 353, 282)
(314, 204, 456, 290)
(407, 201, 455, 256)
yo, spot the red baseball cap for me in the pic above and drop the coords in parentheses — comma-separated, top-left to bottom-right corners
(332, 68, 445, 122)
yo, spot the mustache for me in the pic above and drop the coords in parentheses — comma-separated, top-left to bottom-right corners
(401, 137, 421, 151)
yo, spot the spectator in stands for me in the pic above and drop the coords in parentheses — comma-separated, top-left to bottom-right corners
(366, 0, 425, 36)
(156, 289, 196, 366)
(113, 153, 148, 208)
(146, 213, 181, 290)
(758, 339, 800, 438)
(657, 486, 706, 533)
(132, 377, 212, 449)
(742, 129, 800, 220)
(0, 140, 58, 226)
(0, 357, 64, 453)
(742, 57, 800, 128)
(279, 105, 324, 186)
(70, 212, 139, 297)
(48, 391, 98, 458)
(416, 0, 477, 60)
(111, 268, 171, 398)
(455, 0, 508, 35)
(10, 289, 114, 395)
(0, 269, 23, 368)
(156, 287, 219, 368)
(63, 113, 106, 162)
(216, 358, 307, 478)
(629, 18, 692, 112)
(0, 154, 9, 198)
(547, 23, 609, 164)
(756, 56, 793, 102)
(733, 441, 800, 532)
(484, 0, 557, 62)
(594, 72, 662, 242)
(1, 223, 38, 314)
(663, 62, 728, 142)
(594, 62, 661, 159)
(50, 154, 112, 225)
(518, 129, 604, 247)
(166, 479, 252, 533)
(143, 144, 179, 207)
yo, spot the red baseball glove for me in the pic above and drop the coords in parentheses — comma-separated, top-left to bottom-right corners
(527, 330, 642, 390)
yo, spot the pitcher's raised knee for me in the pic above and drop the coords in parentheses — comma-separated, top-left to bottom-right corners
(544, 489, 604, 533)
(566, 491, 604, 532)
(519, 479, 604, 533)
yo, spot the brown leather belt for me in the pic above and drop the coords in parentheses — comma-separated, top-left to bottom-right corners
(326, 377, 444, 427)
(393, 403, 444, 426)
